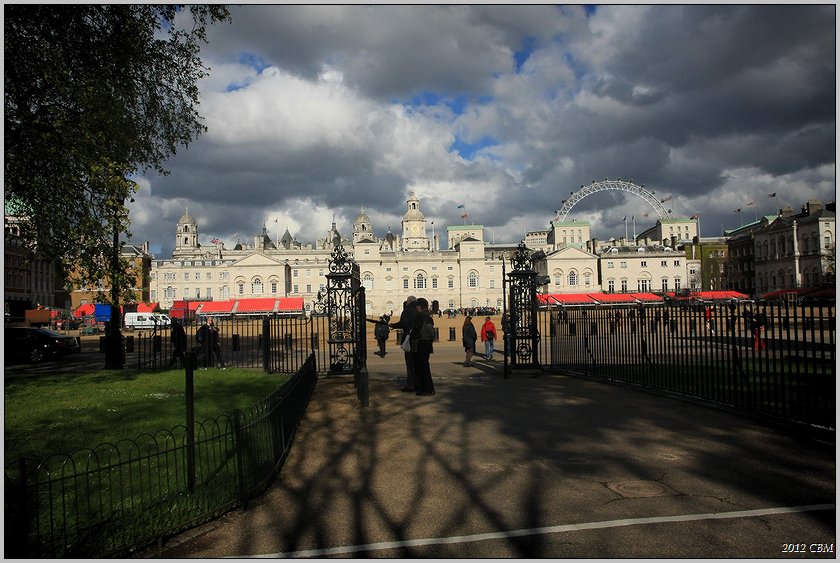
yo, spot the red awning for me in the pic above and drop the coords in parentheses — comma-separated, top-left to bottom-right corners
(235, 298, 278, 313)
(589, 293, 638, 304)
(629, 293, 664, 302)
(74, 304, 96, 318)
(137, 302, 160, 313)
(277, 297, 304, 312)
(198, 301, 236, 314)
(546, 293, 598, 305)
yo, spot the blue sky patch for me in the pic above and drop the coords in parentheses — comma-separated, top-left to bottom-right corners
(396, 91, 477, 117)
(238, 52, 271, 73)
(449, 135, 499, 160)
(513, 36, 539, 73)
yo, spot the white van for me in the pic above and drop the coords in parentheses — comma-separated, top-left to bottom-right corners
(124, 313, 171, 330)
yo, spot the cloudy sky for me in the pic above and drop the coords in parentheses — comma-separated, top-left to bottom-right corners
(127, 4, 836, 258)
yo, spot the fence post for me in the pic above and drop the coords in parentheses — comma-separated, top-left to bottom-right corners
(233, 409, 248, 510)
(262, 318, 271, 372)
(185, 350, 196, 494)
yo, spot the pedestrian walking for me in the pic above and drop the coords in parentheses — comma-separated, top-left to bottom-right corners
(480, 316, 497, 361)
(410, 298, 435, 396)
(753, 308, 766, 350)
(501, 312, 512, 356)
(390, 296, 418, 392)
(374, 315, 390, 357)
(208, 318, 225, 368)
(462, 316, 477, 366)
(168, 317, 187, 368)
(196, 318, 210, 369)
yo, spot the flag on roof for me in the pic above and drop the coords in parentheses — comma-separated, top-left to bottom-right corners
(690, 213, 700, 219)
(460, 212, 468, 219)
(768, 192, 777, 198)
(660, 195, 672, 203)
(211, 238, 220, 244)
(623, 215, 626, 221)
(746, 201, 755, 206)
(457, 203, 465, 208)
(734, 208, 741, 213)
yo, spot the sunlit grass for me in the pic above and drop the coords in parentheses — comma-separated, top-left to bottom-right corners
(5, 367, 288, 463)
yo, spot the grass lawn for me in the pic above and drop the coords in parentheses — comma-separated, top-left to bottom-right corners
(5, 367, 288, 463)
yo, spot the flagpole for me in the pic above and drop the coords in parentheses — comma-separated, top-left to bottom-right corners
(632, 216, 636, 240)
(624, 217, 627, 240)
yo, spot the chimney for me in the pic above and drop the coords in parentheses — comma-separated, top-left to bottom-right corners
(671, 236, 678, 248)
(780, 206, 795, 218)
(806, 199, 823, 215)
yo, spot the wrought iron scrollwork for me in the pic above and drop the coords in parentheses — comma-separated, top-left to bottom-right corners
(328, 243, 353, 274)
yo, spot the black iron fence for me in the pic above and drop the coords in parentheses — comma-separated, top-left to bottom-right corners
(547, 302, 835, 429)
(133, 315, 334, 374)
(4, 353, 318, 558)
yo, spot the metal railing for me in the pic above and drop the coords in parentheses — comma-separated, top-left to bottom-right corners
(547, 302, 835, 429)
(4, 353, 318, 558)
(132, 315, 334, 374)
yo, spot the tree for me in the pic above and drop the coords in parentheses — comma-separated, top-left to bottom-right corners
(5, 5, 230, 366)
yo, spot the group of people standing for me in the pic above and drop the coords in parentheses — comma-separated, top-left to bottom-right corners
(460, 315, 498, 367)
(168, 317, 225, 370)
(389, 296, 437, 396)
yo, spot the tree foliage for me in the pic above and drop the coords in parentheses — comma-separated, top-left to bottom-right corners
(4, 5, 230, 299)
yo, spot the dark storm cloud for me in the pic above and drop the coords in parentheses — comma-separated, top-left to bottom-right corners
(131, 5, 834, 257)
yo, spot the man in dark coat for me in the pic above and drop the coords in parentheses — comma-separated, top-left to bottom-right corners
(168, 317, 186, 368)
(390, 296, 417, 391)
(410, 298, 435, 396)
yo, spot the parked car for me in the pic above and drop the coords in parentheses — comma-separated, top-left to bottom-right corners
(4, 327, 81, 364)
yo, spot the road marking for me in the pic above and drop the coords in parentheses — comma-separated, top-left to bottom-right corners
(239, 503, 835, 558)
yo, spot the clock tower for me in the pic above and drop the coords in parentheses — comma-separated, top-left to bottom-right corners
(401, 190, 430, 251)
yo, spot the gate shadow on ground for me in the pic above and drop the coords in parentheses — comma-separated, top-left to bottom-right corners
(164, 361, 835, 558)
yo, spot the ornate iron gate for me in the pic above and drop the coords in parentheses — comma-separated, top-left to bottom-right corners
(313, 243, 368, 404)
(504, 242, 547, 376)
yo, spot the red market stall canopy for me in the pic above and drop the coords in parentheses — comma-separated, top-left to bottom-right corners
(541, 293, 666, 307)
(171, 297, 306, 317)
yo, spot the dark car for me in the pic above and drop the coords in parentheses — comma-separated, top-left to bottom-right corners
(4, 327, 81, 364)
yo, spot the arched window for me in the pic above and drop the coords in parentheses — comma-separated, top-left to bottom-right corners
(414, 272, 426, 290)
(251, 278, 263, 295)
(553, 270, 563, 287)
(468, 270, 479, 288)
(165, 286, 175, 299)
(583, 272, 591, 287)
(363, 272, 373, 290)
(184, 237, 189, 245)
(183, 225, 189, 233)
(448, 300, 455, 309)
(237, 282, 244, 295)
(221, 285, 229, 298)
(568, 271, 578, 286)
(470, 298, 478, 307)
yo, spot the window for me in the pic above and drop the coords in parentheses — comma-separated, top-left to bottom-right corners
(195, 288, 201, 298)
(607, 279, 615, 292)
(293, 284, 298, 293)
(184, 287, 190, 298)
(237, 282, 244, 295)
(271, 281, 278, 294)
(386, 277, 393, 290)
(607, 261, 614, 269)
(293, 270, 298, 277)
(620, 261, 627, 269)
(151, 290, 157, 301)
(448, 277, 454, 289)
(206, 272, 211, 280)
(674, 278, 681, 290)
(252, 278, 263, 294)
(661, 260, 668, 267)
(554, 273, 562, 286)
(489, 279, 495, 289)
(414, 273, 426, 290)
(448, 300, 455, 309)
(184, 272, 189, 281)
(363, 273, 373, 290)
(165, 286, 175, 299)
(638, 279, 650, 291)
(306, 284, 312, 293)
(403, 278, 409, 290)
(432, 277, 438, 289)
(568, 271, 578, 286)
(206, 288, 212, 298)
(641, 261, 647, 267)
(468, 271, 479, 288)
(583, 273, 591, 287)
(661, 278, 668, 291)
(222, 285, 229, 298)
(620, 279, 628, 292)
(674, 260, 680, 266)
(195, 272, 200, 280)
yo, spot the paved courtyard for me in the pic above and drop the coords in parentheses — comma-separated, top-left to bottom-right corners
(147, 339, 835, 558)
